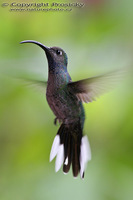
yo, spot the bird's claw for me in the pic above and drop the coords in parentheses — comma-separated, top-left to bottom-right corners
(54, 117, 62, 125)
(54, 117, 58, 125)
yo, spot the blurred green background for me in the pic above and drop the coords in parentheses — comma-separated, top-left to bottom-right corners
(0, 0, 133, 200)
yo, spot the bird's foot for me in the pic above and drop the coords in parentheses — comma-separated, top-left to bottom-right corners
(54, 117, 58, 125)
(54, 117, 62, 125)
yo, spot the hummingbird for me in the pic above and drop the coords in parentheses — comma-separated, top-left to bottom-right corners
(20, 40, 123, 179)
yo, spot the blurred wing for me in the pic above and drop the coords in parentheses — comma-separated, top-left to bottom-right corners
(18, 78, 47, 94)
(68, 69, 124, 103)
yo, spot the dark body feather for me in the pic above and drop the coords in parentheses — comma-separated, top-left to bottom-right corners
(46, 69, 85, 126)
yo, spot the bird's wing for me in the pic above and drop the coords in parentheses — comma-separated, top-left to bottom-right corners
(17, 77, 47, 94)
(67, 69, 125, 103)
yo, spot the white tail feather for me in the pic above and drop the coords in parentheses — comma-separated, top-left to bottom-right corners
(80, 136, 91, 178)
(50, 135, 60, 162)
(55, 144, 64, 172)
(64, 157, 68, 165)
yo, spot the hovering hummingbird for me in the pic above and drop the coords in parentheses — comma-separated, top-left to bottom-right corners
(20, 40, 123, 179)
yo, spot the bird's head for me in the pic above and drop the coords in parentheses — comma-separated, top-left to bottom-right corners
(20, 40, 68, 72)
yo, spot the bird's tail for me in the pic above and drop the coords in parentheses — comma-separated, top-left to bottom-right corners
(50, 121, 91, 179)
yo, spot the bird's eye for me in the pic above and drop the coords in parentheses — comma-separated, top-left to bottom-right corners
(56, 50, 62, 55)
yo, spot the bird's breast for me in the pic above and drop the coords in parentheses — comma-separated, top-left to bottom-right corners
(46, 84, 84, 124)
(46, 72, 85, 124)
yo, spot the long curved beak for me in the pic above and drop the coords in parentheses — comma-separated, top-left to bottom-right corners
(20, 40, 50, 52)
